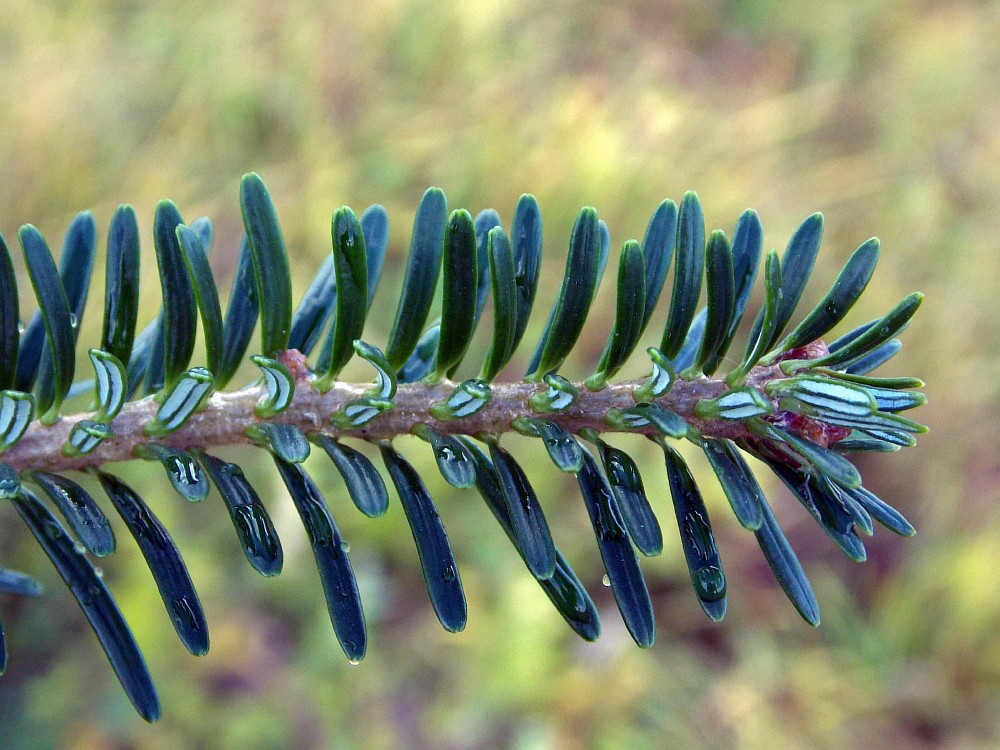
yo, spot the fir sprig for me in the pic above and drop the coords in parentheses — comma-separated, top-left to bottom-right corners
(0, 173, 925, 721)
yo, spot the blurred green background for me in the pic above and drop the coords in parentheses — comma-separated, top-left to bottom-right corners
(0, 1, 996, 748)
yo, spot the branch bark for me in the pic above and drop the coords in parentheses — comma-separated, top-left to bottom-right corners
(1, 365, 786, 475)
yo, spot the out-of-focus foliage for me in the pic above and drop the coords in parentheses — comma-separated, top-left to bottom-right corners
(0, 1, 995, 748)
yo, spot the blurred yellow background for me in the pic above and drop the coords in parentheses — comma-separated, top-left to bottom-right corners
(0, 1, 996, 748)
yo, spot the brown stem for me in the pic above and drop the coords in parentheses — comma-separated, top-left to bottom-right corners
(1, 365, 786, 475)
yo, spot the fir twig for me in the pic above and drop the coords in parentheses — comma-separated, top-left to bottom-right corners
(0, 173, 927, 722)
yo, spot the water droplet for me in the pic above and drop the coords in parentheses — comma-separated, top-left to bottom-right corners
(347, 657, 361, 666)
(68, 313, 78, 328)
(16, 319, 24, 333)
(44, 521, 61, 540)
(694, 566, 726, 602)
(432, 437, 473, 488)
(94, 567, 104, 579)
(339, 540, 350, 554)
(73, 541, 86, 555)
(168, 457, 185, 480)
(161, 452, 205, 500)
(601, 574, 611, 587)
(231, 504, 281, 574)
(441, 565, 457, 582)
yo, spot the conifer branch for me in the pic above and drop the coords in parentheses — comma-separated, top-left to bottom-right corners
(0, 173, 927, 722)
